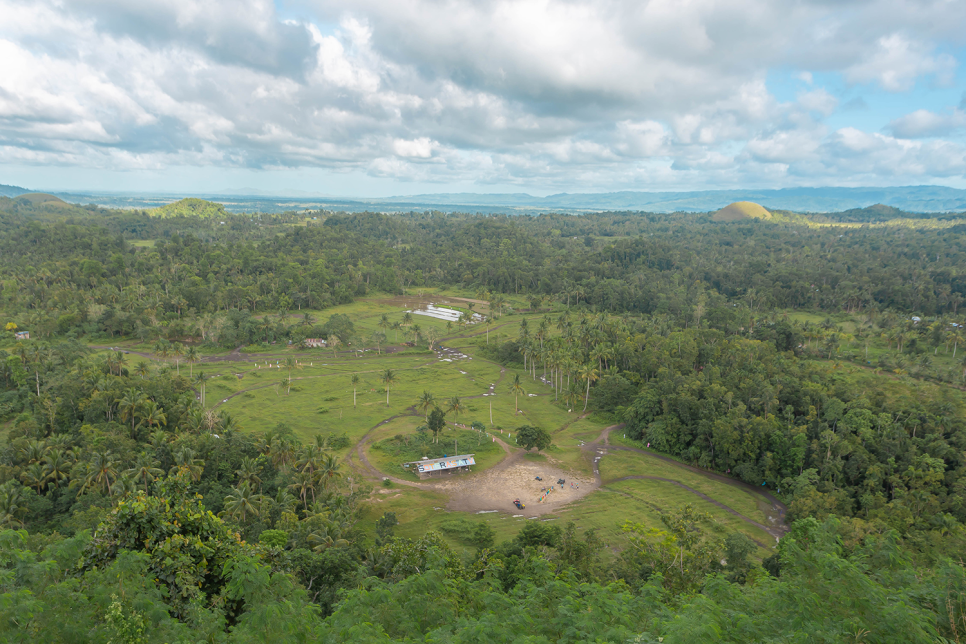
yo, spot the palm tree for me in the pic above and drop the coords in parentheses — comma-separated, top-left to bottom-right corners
(154, 340, 169, 363)
(195, 372, 208, 407)
(318, 453, 342, 491)
(391, 321, 402, 342)
(410, 323, 422, 345)
(236, 457, 263, 490)
(112, 475, 139, 498)
(508, 374, 526, 413)
(0, 482, 27, 528)
(415, 390, 436, 420)
(563, 385, 582, 412)
(372, 332, 386, 355)
(288, 471, 315, 511)
(116, 388, 146, 437)
(84, 451, 119, 497)
(140, 400, 167, 432)
(447, 395, 466, 421)
(579, 363, 600, 412)
(20, 463, 47, 494)
(284, 356, 301, 394)
(18, 439, 49, 465)
(170, 447, 204, 482)
(222, 484, 262, 523)
(351, 374, 360, 407)
(382, 369, 396, 406)
(328, 335, 341, 358)
(43, 449, 73, 488)
(171, 343, 184, 375)
(134, 360, 150, 379)
(124, 453, 164, 493)
(185, 346, 200, 376)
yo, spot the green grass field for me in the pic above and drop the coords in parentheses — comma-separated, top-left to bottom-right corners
(95, 295, 785, 558)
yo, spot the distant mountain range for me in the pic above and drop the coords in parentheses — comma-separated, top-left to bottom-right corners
(0, 183, 30, 198)
(365, 186, 966, 213)
(4, 183, 966, 214)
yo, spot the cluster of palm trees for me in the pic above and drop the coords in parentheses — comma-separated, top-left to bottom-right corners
(153, 340, 201, 376)
(218, 435, 347, 549)
(8, 434, 208, 506)
(796, 314, 966, 381)
(413, 391, 469, 442)
(517, 312, 614, 412)
(116, 388, 168, 438)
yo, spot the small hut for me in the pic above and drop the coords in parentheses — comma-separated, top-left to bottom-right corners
(404, 454, 476, 479)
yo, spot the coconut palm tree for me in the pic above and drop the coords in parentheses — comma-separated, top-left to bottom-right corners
(171, 343, 184, 375)
(184, 346, 200, 376)
(563, 385, 582, 412)
(134, 360, 151, 380)
(195, 372, 208, 407)
(140, 400, 167, 432)
(508, 374, 526, 413)
(124, 453, 164, 493)
(284, 356, 301, 394)
(288, 471, 316, 510)
(382, 368, 396, 406)
(222, 483, 262, 523)
(20, 463, 47, 494)
(236, 456, 263, 490)
(328, 335, 341, 358)
(43, 449, 73, 488)
(372, 331, 386, 354)
(18, 439, 48, 465)
(0, 482, 27, 528)
(318, 453, 342, 491)
(415, 391, 436, 420)
(116, 388, 146, 438)
(447, 395, 466, 421)
(83, 451, 119, 497)
(169, 447, 204, 482)
(579, 363, 600, 412)
(351, 374, 360, 407)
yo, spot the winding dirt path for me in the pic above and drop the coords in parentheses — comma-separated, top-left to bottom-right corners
(102, 328, 789, 539)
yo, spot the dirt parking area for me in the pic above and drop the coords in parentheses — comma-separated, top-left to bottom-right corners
(428, 455, 596, 517)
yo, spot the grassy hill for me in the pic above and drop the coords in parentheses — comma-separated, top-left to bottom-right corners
(152, 197, 228, 219)
(712, 201, 772, 222)
(16, 193, 73, 208)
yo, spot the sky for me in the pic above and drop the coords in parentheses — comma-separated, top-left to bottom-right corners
(1, 0, 965, 197)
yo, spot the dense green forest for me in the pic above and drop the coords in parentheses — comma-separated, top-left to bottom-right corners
(1, 198, 966, 642)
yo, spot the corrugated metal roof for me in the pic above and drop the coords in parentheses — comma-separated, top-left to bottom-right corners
(404, 454, 476, 473)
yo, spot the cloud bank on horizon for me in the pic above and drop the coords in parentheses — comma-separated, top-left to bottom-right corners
(0, 0, 965, 194)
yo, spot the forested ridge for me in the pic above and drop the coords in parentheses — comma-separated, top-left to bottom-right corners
(1, 200, 966, 642)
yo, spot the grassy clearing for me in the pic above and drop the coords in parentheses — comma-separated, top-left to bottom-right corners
(92, 295, 783, 560)
(367, 418, 505, 481)
(598, 449, 770, 526)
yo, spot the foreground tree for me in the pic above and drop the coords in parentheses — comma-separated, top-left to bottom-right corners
(515, 425, 551, 452)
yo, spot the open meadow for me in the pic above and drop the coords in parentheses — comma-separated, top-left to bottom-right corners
(109, 294, 789, 558)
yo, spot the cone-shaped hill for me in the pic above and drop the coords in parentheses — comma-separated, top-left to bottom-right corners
(712, 201, 772, 222)
(152, 198, 228, 219)
(16, 193, 71, 208)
